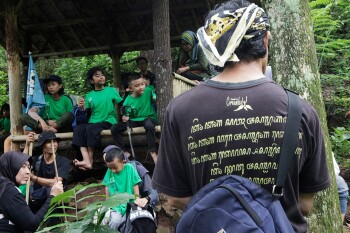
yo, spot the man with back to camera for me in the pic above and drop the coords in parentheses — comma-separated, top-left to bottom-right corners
(152, 1, 330, 232)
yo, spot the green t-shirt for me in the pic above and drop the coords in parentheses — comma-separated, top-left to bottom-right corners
(123, 86, 158, 122)
(18, 184, 26, 196)
(0, 117, 10, 133)
(85, 87, 123, 124)
(102, 163, 141, 214)
(41, 94, 73, 121)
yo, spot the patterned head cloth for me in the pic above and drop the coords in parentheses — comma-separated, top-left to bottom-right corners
(197, 4, 270, 67)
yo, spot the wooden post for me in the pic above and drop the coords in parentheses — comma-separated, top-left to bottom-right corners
(22, 58, 28, 98)
(153, 0, 172, 126)
(111, 52, 121, 88)
(111, 51, 122, 118)
(5, 2, 23, 145)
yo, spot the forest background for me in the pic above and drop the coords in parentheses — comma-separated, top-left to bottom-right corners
(0, 0, 349, 164)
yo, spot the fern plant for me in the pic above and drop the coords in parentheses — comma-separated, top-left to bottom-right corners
(36, 183, 134, 233)
(310, 0, 350, 131)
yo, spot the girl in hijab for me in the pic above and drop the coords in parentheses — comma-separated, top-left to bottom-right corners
(0, 151, 63, 232)
(176, 30, 212, 82)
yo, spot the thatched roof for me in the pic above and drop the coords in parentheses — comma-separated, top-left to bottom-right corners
(0, 0, 223, 59)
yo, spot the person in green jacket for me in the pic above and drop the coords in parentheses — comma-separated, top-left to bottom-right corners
(0, 103, 11, 154)
(20, 75, 74, 133)
(176, 30, 212, 82)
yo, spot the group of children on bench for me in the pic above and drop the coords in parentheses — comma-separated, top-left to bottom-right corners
(20, 66, 159, 171)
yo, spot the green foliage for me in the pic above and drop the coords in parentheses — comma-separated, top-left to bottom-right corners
(310, 0, 350, 75)
(0, 47, 8, 105)
(330, 127, 350, 167)
(36, 183, 134, 233)
(310, 0, 350, 134)
(51, 52, 139, 97)
(321, 74, 350, 117)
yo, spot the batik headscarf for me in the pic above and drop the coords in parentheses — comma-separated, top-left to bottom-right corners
(197, 4, 270, 67)
(0, 151, 29, 199)
(178, 30, 200, 66)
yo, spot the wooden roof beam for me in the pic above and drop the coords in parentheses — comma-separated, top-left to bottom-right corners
(22, 2, 208, 31)
(48, 0, 85, 50)
(71, 1, 103, 48)
(26, 36, 181, 58)
(29, 1, 58, 53)
(170, 12, 182, 35)
(191, 9, 200, 29)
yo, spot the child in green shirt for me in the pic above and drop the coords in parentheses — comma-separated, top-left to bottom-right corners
(102, 147, 141, 230)
(111, 73, 158, 163)
(20, 75, 74, 133)
(72, 67, 123, 170)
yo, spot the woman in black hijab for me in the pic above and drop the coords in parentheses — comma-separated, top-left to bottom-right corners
(0, 151, 63, 232)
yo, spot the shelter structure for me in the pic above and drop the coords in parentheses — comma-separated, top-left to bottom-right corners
(0, 0, 261, 134)
(0, 0, 224, 137)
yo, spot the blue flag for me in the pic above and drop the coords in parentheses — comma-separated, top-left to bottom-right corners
(26, 54, 46, 113)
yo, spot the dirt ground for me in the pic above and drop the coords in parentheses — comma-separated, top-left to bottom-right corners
(156, 209, 175, 233)
(344, 203, 350, 233)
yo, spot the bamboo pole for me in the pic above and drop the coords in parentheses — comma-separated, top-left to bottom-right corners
(25, 142, 33, 204)
(51, 140, 59, 180)
(51, 139, 67, 222)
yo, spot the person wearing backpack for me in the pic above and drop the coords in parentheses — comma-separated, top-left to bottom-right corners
(101, 147, 142, 230)
(103, 145, 159, 207)
(152, 1, 330, 232)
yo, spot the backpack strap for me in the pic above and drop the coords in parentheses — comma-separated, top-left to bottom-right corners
(272, 90, 302, 198)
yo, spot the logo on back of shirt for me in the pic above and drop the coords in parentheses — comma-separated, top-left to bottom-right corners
(226, 96, 253, 111)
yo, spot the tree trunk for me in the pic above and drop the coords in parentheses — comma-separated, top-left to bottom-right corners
(263, 1, 342, 232)
(153, 0, 172, 126)
(5, 3, 22, 140)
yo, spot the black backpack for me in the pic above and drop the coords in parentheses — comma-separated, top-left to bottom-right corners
(119, 202, 157, 233)
(72, 106, 88, 129)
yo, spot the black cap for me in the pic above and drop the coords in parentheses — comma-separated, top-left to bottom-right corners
(36, 131, 61, 147)
(43, 75, 62, 84)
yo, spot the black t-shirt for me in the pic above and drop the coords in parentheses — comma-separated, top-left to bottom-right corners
(32, 154, 71, 190)
(152, 78, 330, 233)
(0, 185, 52, 232)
